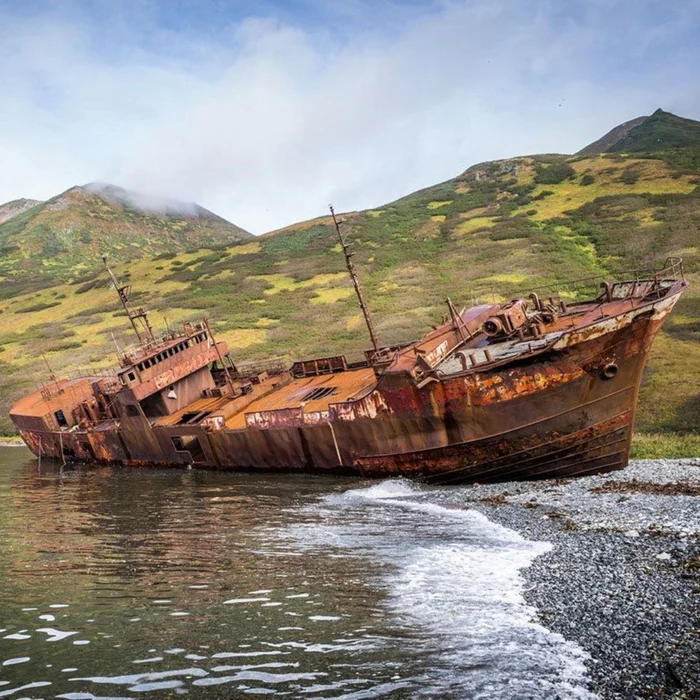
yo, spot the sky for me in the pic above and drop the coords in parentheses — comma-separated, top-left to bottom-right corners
(1, 0, 699, 233)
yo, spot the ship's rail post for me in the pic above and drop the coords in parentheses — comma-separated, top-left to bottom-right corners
(493, 257, 686, 309)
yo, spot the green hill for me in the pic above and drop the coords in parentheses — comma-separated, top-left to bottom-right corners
(579, 109, 700, 154)
(1, 118, 700, 439)
(0, 183, 252, 296)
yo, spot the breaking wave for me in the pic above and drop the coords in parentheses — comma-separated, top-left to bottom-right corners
(288, 479, 597, 699)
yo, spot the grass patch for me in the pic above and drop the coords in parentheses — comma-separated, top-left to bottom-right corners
(225, 241, 261, 256)
(310, 288, 354, 304)
(481, 273, 531, 285)
(512, 156, 696, 221)
(454, 217, 495, 236)
(249, 272, 347, 296)
(630, 432, 700, 459)
(218, 328, 270, 349)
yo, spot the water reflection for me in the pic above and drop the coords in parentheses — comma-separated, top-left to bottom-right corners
(0, 447, 594, 699)
(0, 447, 410, 698)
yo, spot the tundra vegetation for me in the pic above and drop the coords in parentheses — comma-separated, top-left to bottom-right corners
(0, 141, 699, 451)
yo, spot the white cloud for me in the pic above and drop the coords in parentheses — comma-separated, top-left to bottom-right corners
(0, 1, 698, 232)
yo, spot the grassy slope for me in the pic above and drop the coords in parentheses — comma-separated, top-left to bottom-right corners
(579, 109, 700, 155)
(0, 149, 699, 438)
(612, 110, 700, 153)
(0, 186, 252, 294)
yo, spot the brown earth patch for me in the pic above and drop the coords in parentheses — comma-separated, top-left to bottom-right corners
(479, 492, 509, 505)
(590, 479, 700, 496)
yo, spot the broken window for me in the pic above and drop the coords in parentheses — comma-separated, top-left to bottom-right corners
(54, 409, 68, 428)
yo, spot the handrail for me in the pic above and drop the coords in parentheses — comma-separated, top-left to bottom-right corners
(116, 319, 208, 366)
(62, 367, 118, 380)
(470, 257, 684, 306)
(522, 257, 684, 297)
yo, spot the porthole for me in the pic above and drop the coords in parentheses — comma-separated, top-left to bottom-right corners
(602, 362, 618, 380)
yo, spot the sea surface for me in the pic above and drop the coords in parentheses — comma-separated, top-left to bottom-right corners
(0, 446, 594, 699)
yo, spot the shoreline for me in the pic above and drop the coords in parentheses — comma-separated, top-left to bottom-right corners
(440, 459, 699, 698)
(2, 432, 698, 456)
(0, 437, 696, 695)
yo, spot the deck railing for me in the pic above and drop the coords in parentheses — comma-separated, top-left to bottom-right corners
(469, 257, 685, 307)
(233, 358, 288, 378)
(63, 367, 118, 380)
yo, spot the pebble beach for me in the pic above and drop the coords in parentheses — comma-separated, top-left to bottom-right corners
(437, 459, 700, 699)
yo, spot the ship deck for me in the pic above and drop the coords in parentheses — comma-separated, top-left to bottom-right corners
(155, 367, 378, 431)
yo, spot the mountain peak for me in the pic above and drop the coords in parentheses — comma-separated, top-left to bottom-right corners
(0, 182, 252, 281)
(578, 109, 700, 154)
(0, 198, 42, 225)
(79, 182, 223, 220)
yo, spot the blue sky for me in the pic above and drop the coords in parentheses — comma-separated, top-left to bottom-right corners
(1, 0, 699, 232)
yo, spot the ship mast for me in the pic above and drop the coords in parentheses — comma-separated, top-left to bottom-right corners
(329, 205, 380, 353)
(202, 317, 237, 397)
(101, 254, 156, 347)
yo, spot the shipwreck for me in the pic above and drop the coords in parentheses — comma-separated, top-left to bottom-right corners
(10, 211, 687, 483)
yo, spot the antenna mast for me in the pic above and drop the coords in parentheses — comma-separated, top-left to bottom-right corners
(203, 317, 236, 397)
(42, 353, 61, 394)
(329, 205, 380, 353)
(101, 254, 156, 347)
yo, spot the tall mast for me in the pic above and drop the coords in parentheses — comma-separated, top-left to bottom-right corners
(101, 254, 156, 347)
(203, 317, 236, 397)
(329, 205, 380, 353)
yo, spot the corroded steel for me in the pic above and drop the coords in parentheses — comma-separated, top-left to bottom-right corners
(9, 258, 688, 483)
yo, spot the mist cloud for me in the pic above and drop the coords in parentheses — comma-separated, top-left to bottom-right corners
(1, 0, 699, 232)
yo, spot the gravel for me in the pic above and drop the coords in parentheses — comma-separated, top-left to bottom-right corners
(433, 459, 700, 699)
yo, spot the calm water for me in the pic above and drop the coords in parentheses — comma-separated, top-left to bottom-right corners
(0, 446, 594, 699)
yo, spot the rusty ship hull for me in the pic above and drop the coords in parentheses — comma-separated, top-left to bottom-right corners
(10, 260, 686, 484)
